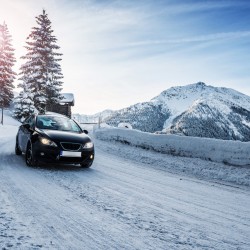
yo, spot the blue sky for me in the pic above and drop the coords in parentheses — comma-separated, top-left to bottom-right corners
(1, 0, 250, 114)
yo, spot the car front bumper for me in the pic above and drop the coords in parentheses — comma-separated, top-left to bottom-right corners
(32, 142, 94, 165)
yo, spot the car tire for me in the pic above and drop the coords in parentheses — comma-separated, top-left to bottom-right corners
(15, 140, 22, 155)
(25, 143, 37, 167)
(80, 161, 93, 168)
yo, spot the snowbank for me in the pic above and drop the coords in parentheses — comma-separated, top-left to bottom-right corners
(94, 127, 250, 166)
(118, 123, 132, 129)
(1, 109, 20, 126)
(0, 110, 20, 139)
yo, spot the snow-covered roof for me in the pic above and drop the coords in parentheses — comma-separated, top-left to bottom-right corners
(61, 93, 74, 105)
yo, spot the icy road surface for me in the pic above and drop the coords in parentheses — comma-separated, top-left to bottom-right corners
(0, 125, 250, 249)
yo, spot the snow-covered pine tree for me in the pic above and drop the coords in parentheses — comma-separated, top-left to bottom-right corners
(13, 79, 36, 122)
(18, 9, 63, 114)
(0, 22, 16, 120)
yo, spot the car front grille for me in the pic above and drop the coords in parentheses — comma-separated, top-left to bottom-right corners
(60, 142, 81, 151)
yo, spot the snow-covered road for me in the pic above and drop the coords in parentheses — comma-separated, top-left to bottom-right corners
(0, 125, 250, 249)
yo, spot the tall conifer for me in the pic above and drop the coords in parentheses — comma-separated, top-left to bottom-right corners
(0, 22, 16, 123)
(17, 9, 63, 115)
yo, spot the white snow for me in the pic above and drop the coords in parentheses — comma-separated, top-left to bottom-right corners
(118, 122, 133, 129)
(94, 126, 250, 174)
(151, 82, 250, 130)
(0, 109, 20, 126)
(242, 120, 250, 128)
(61, 93, 74, 103)
(73, 109, 114, 124)
(0, 111, 249, 249)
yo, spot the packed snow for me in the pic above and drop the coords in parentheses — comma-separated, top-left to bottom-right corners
(0, 111, 250, 249)
(94, 126, 250, 166)
(0, 109, 20, 126)
(61, 93, 74, 104)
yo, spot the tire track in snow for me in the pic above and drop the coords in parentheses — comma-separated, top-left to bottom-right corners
(0, 138, 45, 249)
(1, 160, 154, 249)
(0, 128, 250, 249)
(34, 146, 250, 250)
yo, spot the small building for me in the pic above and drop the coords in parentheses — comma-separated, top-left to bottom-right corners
(47, 93, 74, 118)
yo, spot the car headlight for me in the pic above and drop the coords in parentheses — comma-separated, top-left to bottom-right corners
(39, 137, 57, 147)
(83, 142, 94, 149)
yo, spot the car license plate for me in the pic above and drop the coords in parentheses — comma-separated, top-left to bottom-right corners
(60, 151, 81, 157)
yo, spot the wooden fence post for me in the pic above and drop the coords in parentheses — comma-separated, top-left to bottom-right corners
(1, 107, 3, 125)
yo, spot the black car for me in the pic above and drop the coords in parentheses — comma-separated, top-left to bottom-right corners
(15, 112, 94, 168)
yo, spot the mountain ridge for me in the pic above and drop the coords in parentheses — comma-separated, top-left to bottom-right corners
(76, 82, 250, 141)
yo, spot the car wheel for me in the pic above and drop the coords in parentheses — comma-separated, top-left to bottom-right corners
(15, 140, 22, 155)
(25, 143, 37, 167)
(80, 161, 93, 168)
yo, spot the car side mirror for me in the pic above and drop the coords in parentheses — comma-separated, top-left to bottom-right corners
(83, 129, 88, 134)
(23, 123, 31, 130)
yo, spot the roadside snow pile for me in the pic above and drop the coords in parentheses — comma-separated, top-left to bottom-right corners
(118, 123, 133, 129)
(94, 127, 250, 166)
(0, 110, 20, 139)
(1, 109, 20, 126)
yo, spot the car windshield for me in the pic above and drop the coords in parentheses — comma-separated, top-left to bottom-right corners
(36, 115, 82, 133)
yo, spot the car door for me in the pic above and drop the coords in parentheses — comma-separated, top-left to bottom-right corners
(17, 125, 24, 152)
(18, 117, 30, 151)
(19, 116, 35, 152)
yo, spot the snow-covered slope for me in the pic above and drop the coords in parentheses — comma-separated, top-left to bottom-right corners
(104, 102, 169, 132)
(105, 82, 250, 141)
(73, 109, 114, 123)
(156, 82, 250, 141)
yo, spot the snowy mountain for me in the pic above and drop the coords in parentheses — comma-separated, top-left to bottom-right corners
(73, 109, 114, 124)
(104, 82, 250, 141)
(104, 102, 170, 132)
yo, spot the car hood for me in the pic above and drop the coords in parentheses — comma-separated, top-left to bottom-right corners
(36, 129, 91, 144)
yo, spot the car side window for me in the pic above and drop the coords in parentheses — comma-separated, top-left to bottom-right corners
(69, 120, 82, 133)
(29, 116, 35, 129)
(23, 116, 31, 125)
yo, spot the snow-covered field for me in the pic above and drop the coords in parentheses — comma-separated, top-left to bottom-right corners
(0, 112, 250, 249)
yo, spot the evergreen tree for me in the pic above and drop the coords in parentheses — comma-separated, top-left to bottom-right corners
(13, 80, 36, 122)
(0, 22, 16, 109)
(18, 9, 63, 114)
